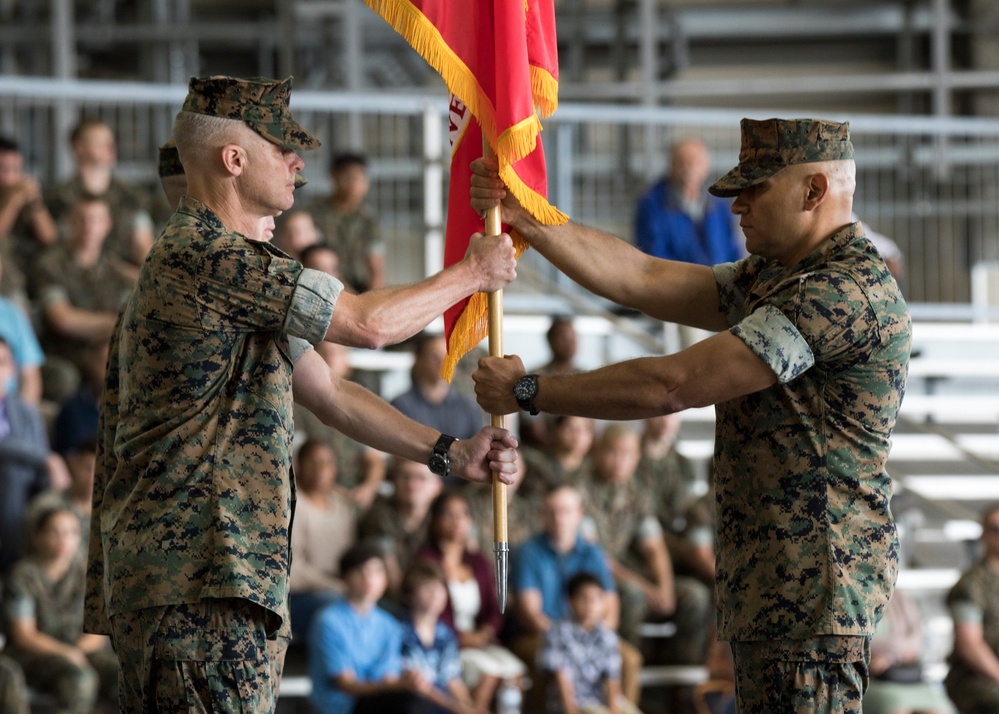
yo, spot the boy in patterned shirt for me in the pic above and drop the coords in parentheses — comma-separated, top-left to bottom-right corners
(539, 572, 643, 714)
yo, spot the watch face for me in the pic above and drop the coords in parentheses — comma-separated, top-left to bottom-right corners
(514, 376, 537, 401)
(428, 452, 449, 477)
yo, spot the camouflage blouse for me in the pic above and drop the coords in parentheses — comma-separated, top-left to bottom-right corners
(711, 222, 911, 641)
(84, 196, 340, 635)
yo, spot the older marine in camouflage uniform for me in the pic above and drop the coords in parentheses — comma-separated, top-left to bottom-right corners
(945, 505, 999, 714)
(84, 75, 519, 713)
(471, 117, 911, 714)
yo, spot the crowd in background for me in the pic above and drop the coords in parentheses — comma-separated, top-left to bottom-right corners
(0, 117, 990, 714)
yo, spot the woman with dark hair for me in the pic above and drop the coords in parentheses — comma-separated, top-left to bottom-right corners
(417, 490, 525, 710)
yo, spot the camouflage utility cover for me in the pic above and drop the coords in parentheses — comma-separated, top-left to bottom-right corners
(711, 222, 911, 641)
(157, 138, 184, 178)
(181, 75, 320, 151)
(84, 196, 339, 635)
(709, 118, 854, 198)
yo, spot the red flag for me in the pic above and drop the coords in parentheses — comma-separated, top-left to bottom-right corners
(365, 0, 568, 380)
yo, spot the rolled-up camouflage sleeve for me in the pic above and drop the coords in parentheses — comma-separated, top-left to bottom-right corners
(731, 305, 814, 384)
(283, 268, 342, 345)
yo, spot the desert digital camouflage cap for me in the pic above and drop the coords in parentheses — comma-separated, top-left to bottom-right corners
(709, 118, 854, 198)
(158, 138, 184, 178)
(181, 75, 320, 151)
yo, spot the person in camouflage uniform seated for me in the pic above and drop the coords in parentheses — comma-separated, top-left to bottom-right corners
(945, 504, 999, 714)
(307, 151, 384, 293)
(83, 74, 521, 713)
(471, 117, 911, 714)
(46, 117, 156, 268)
(4, 506, 118, 714)
(580, 424, 712, 666)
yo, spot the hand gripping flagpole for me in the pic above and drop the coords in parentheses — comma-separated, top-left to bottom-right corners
(483, 139, 509, 614)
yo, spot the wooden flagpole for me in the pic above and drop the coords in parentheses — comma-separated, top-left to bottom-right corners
(482, 140, 509, 613)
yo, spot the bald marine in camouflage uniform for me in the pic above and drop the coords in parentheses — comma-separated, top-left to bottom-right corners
(471, 117, 911, 713)
(84, 75, 520, 713)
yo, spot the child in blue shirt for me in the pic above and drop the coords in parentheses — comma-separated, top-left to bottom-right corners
(399, 561, 483, 714)
(308, 543, 429, 714)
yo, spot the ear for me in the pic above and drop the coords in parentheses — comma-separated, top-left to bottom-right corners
(219, 144, 246, 177)
(803, 172, 830, 210)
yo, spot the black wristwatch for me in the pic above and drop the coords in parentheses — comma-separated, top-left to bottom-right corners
(513, 374, 540, 415)
(428, 433, 457, 478)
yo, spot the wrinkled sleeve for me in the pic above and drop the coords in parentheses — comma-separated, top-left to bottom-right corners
(730, 304, 814, 384)
(712, 259, 757, 327)
(284, 269, 342, 345)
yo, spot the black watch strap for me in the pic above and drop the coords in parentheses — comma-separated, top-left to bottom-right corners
(428, 433, 457, 477)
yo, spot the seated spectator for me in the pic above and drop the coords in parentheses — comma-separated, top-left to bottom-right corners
(416, 490, 526, 709)
(35, 196, 132, 402)
(391, 333, 485, 449)
(308, 543, 427, 714)
(581, 424, 712, 666)
(399, 561, 483, 714)
(289, 439, 358, 637)
(294, 341, 387, 511)
(521, 317, 583, 447)
(945, 504, 999, 713)
(358, 457, 444, 596)
(539, 572, 643, 714)
(275, 209, 321, 260)
(635, 413, 697, 532)
(301, 243, 344, 284)
(0, 254, 43, 405)
(0, 336, 53, 572)
(510, 483, 642, 712)
(633, 137, 742, 266)
(2, 506, 118, 712)
(864, 588, 949, 714)
(52, 339, 106, 457)
(308, 151, 385, 293)
(635, 414, 715, 588)
(47, 116, 155, 268)
(0, 135, 57, 302)
(520, 415, 595, 495)
(27, 436, 97, 557)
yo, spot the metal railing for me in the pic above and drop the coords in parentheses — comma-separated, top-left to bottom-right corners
(3, 75, 999, 311)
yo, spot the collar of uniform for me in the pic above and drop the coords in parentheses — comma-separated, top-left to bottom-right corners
(793, 220, 865, 274)
(747, 221, 864, 302)
(176, 195, 230, 234)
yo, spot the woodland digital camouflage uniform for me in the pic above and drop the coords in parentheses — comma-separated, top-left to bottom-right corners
(4, 554, 119, 712)
(46, 175, 154, 266)
(293, 403, 373, 491)
(0, 655, 29, 714)
(580, 467, 712, 664)
(944, 560, 999, 713)
(84, 75, 332, 711)
(308, 196, 383, 292)
(634, 444, 698, 533)
(34, 241, 133, 361)
(357, 493, 432, 571)
(705, 117, 910, 713)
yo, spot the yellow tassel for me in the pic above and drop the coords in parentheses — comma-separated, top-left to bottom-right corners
(531, 66, 559, 118)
